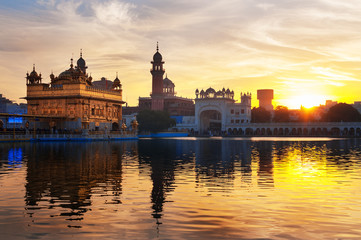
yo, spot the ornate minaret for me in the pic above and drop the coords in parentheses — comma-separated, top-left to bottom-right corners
(77, 49, 87, 74)
(150, 42, 165, 111)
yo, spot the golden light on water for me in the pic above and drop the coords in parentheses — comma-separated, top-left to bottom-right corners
(2, 140, 361, 239)
(273, 145, 336, 188)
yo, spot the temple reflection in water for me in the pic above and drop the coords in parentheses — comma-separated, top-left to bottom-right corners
(1, 138, 361, 238)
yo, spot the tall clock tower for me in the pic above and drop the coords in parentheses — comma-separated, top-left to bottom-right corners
(150, 43, 165, 111)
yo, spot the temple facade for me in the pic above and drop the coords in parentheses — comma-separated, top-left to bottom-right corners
(25, 52, 124, 131)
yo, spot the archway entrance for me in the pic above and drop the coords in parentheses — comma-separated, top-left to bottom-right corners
(112, 122, 119, 131)
(199, 110, 222, 135)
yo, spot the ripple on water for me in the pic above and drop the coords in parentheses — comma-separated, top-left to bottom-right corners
(0, 139, 361, 239)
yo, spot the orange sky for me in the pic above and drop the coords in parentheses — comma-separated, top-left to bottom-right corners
(0, 0, 361, 109)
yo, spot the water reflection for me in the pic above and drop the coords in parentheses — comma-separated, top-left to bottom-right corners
(0, 143, 26, 172)
(138, 140, 194, 226)
(252, 141, 274, 188)
(1, 138, 361, 239)
(24, 142, 137, 228)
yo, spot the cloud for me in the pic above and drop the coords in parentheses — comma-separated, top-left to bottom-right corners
(1, 0, 361, 106)
(36, 0, 56, 7)
(324, 80, 345, 87)
(311, 66, 361, 82)
(92, 1, 136, 26)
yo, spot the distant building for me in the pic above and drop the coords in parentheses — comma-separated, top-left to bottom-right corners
(25, 52, 124, 131)
(138, 44, 194, 116)
(122, 106, 139, 116)
(0, 94, 12, 113)
(0, 94, 27, 114)
(352, 101, 361, 114)
(92, 77, 114, 91)
(325, 100, 337, 109)
(0, 94, 27, 129)
(257, 89, 274, 112)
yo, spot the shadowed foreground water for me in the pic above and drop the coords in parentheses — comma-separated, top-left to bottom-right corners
(1, 138, 361, 239)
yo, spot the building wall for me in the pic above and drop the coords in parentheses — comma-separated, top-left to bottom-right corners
(164, 97, 194, 116)
(139, 96, 195, 116)
(26, 83, 123, 131)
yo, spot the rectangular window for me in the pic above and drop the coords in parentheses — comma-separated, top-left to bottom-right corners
(231, 119, 234, 123)
(231, 109, 234, 114)
(91, 108, 95, 115)
(241, 109, 245, 114)
(236, 119, 240, 123)
(236, 111, 239, 115)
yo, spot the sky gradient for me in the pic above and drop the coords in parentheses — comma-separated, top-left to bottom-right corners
(1, 0, 361, 108)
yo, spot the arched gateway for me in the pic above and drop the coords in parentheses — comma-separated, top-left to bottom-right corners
(199, 109, 222, 134)
(193, 87, 252, 135)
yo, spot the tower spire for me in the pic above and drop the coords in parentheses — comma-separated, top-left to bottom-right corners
(156, 42, 159, 52)
(80, 49, 82, 58)
(33, 64, 35, 71)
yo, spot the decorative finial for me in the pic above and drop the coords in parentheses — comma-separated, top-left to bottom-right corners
(156, 42, 159, 52)
(116, 72, 118, 78)
(33, 64, 35, 71)
(166, 73, 167, 78)
(70, 58, 73, 68)
(80, 49, 82, 58)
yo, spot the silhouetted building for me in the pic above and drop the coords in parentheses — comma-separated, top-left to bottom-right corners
(353, 101, 361, 114)
(0, 94, 27, 114)
(257, 89, 274, 112)
(138, 44, 194, 116)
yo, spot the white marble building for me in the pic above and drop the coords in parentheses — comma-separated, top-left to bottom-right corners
(174, 87, 252, 134)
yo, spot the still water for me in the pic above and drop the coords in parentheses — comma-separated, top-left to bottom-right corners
(1, 138, 361, 239)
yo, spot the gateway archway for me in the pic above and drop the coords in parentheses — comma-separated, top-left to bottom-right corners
(112, 122, 119, 131)
(199, 110, 222, 135)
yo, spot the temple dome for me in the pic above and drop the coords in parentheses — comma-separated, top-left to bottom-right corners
(58, 67, 75, 81)
(53, 58, 89, 85)
(77, 57, 85, 69)
(26, 65, 42, 84)
(163, 76, 174, 87)
(153, 42, 163, 62)
(112, 73, 122, 90)
(114, 77, 120, 85)
(29, 69, 39, 78)
(205, 87, 216, 94)
(76, 50, 87, 73)
(153, 51, 162, 62)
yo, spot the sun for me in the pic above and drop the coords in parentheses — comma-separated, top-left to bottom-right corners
(284, 95, 327, 109)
